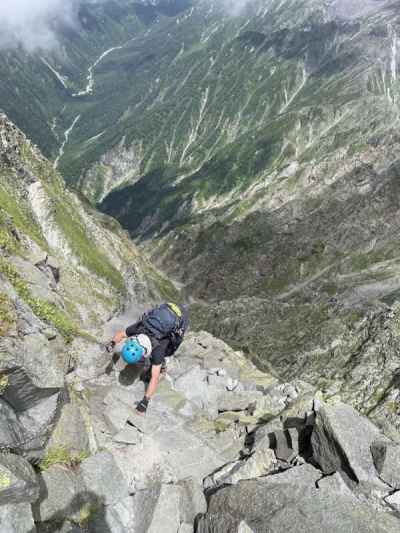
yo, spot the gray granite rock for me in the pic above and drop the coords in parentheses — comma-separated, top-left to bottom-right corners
(237, 522, 255, 533)
(19, 392, 62, 454)
(127, 411, 161, 434)
(32, 465, 81, 523)
(371, 439, 400, 489)
(14, 333, 67, 388)
(0, 453, 39, 505)
(178, 477, 207, 523)
(317, 472, 357, 497)
(46, 403, 89, 455)
(12, 256, 61, 305)
(147, 484, 183, 533)
(385, 491, 400, 512)
(311, 402, 385, 491)
(113, 426, 142, 445)
(0, 502, 36, 532)
(104, 403, 133, 434)
(0, 366, 60, 412)
(88, 495, 135, 533)
(249, 394, 286, 419)
(73, 339, 111, 382)
(0, 398, 26, 449)
(79, 451, 129, 506)
(204, 447, 277, 490)
(217, 392, 261, 413)
(178, 524, 194, 533)
(174, 366, 210, 409)
(198, 464, 400, 533)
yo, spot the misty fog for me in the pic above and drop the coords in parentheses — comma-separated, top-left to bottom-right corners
(0, 0, 98, 51)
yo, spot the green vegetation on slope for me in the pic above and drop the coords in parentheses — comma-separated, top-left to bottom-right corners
(0, 258, 77, 341)
(0, 178, 47, 250)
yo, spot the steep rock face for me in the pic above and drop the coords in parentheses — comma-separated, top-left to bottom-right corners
(0, 112, 174, 482)
(0, 112, 174, 334)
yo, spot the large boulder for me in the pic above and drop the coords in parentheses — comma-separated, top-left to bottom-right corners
(174, 366, 211, 410)
(0, 453, 39, 505)
(79, 451, 129, 506)
(0, 367, 62, 456)
(248, 395, 286, 419)
(311, 402, 386, 491)
(32, 465, 83, 523)
(0, 399, 26, 449)
(87, 495, 136, 533)
(146, 484, 183, 533)
(18, 392, 62, 456)
(197, 464, 400, 533)
(0, 367, 60, 412)
(1, 335, 67, 389)
(33, 452, 129, 528)
(217, 392, 261, 413)
(371, 439, 400, 489)
(0, 502, 36, 532)
(204, 448, 277, 490)
(178, 477, 207, 523)
(132, 483, 182, 533)
(46, 403, 90, 455)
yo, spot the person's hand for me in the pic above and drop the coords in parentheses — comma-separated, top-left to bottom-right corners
(105, 340, 116, 353)
(136, 397, 149, 415)
(112, 330, 127, 345)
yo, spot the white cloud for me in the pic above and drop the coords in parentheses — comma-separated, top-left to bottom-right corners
(0, 0, 87, 51)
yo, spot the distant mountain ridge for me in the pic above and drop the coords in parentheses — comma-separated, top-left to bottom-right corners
(0, 0, 191, 167)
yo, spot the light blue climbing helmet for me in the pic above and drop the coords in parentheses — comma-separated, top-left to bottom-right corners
(121, 334, 152, 365)
(121, 338, 146, 364)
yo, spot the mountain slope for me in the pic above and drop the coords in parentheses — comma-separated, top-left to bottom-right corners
(2, 0, 400, 434)
(0, 111, 177, 394)
(0, 0, 190, 164)
(96, 0, 400, 431)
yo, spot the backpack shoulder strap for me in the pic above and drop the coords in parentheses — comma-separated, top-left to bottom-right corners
(166, 302, 182, 319)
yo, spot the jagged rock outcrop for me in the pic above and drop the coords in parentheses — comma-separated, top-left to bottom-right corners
(23, 330, 302, 532)
(199, 393, 400, 533)
(5, 325, 394, 533)
(0, 112, 177, 527)
(0, 453, 39, 505)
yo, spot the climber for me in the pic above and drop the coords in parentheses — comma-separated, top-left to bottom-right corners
(107, 303, 188, 415)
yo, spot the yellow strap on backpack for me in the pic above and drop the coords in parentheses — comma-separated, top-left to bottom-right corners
(167, 302, 182, 318)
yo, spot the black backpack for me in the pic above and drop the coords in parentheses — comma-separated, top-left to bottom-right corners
(142, 303, 187, 341)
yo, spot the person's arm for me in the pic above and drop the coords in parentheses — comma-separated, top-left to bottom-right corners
(111, 320, 142, 345)
(145, 364, 161, 399)
(136, 364, 161, 415)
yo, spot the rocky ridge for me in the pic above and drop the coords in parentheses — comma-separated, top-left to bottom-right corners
(3, 329, 400, 532)
(0, 111, 177, 529)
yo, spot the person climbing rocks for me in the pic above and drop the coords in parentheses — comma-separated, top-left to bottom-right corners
(107, 303, 189, 415)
